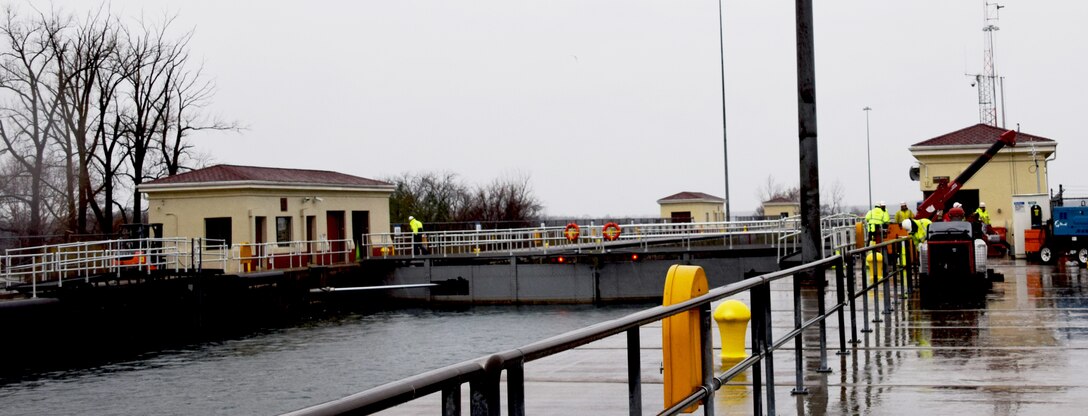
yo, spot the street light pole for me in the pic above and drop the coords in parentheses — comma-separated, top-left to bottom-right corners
(718, 0, 730, 221)
(863, 106, 873, 209)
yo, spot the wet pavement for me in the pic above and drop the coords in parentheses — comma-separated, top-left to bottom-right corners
(378, 258, 1088, 415)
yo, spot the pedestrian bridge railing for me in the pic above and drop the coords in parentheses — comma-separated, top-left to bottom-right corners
(1, 238, 229, 297)
(361, 217, 818, 259)
(282, 236, 912, 416)
(4, 215, 860, 299)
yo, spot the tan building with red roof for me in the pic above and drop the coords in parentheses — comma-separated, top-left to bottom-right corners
(140, 165, 394, 268)
(657, 192, 725, 223)
(909, 124, 1056, 232)
(761, 196, 800, 218)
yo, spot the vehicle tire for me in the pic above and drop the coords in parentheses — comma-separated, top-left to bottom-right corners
(1039, 246, 1055, 264)
(1077, 248, 1088, 266)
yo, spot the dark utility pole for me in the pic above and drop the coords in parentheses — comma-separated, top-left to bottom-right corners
(795, 0, 822, 266)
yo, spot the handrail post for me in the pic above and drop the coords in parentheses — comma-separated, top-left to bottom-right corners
(860, 251, 874, 331)
(791, 272, 808, 395)
(905, 240, 914, 294)
(750, 283, 766, 416)
(442, 385, 460, 416)
(627, 327, 642, 416)
(507, 360, 525, 416)
(754, 282, 777, 413)
(700, 303, 715, 416)
(882, 245, 893, 316)
(836, 253, 852, 352)
(816, 264, 831, 373)
(470, 355, 502, 416)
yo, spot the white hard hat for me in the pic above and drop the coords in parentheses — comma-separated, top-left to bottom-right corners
(879, 200, 886, 206)
(408, 216, 414, 220)
(953, 202, 962, 208)
(979, 202, 986, 208)
(901, 219, 912, 233)
(900, 201, 907, 206)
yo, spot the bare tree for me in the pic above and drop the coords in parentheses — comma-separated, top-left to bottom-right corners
(386, 172, 467, 225)
(156, 60, 236, 177)
(820, 180, 848, 216)
(116, 17, 168, 223)
(459, 174, 543, 226)
(48, 6, 117, 234)
(0, 7, 65, 236)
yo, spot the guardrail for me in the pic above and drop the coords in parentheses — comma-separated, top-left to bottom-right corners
(360, 217, 814, 259)
(2, 238, 227, 297)
(282, 236, 911, 416)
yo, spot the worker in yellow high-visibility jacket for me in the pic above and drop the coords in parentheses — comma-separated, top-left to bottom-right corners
(894, 201, 914, 225)
(865, 201, 890, 243)
(974, 202, 991, 225)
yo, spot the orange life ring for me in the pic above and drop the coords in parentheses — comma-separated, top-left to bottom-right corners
(564, 223, 581, 241)
(603, 222, 622, 241)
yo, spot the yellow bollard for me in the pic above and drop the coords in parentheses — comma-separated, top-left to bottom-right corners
(713, 300, 750, 360)
(865, 249, 883, 282)
(662, 265, 708, 414)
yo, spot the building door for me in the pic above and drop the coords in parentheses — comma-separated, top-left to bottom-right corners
(671, 211, 692, 223)
(304, 215, 316, 266)
(326, 211, 345, 263)
(351, 210, 370, 258)
(254, 216, 266, 268)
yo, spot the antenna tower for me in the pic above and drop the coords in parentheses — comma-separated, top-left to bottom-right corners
(974, 1, 1003, 126)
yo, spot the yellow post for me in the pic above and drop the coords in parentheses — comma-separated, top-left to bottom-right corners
(865, 249, 883, 283)
(854, 222, 865, 249)
(713, 300, 750, 360)
(662, 265, 708, 413)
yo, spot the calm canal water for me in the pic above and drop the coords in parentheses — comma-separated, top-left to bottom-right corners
(0, 303, 654, 415)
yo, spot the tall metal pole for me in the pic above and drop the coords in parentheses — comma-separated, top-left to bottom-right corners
(795, 0, 821, 266)
(718, 0, 731, 221)
(864, 107, 872, 209)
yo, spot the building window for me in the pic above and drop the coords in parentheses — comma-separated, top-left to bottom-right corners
(204, 217, 232, 249)
(276, 216, 292, 246)
(280, 197, 288, 212)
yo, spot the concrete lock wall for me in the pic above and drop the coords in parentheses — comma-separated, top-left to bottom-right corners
(383, 256, 779, 304)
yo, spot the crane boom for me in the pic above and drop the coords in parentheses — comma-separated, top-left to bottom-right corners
(915, 129, 1017, 220)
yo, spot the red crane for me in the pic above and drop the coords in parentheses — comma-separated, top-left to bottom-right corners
(915, 129, 1017, 221)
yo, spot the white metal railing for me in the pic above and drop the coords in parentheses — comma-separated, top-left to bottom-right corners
(232, 239, 355, 273)
(359, 217, 804, 259)
(1, 215, 861, 296)
(2, 238, 226, 298)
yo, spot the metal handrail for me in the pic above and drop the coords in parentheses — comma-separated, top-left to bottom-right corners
(359, 216, 818, 259)
(2, 238, 227, 297)
(282, 236, 913, 416)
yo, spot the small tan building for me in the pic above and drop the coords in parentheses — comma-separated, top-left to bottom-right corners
(657, 192, 725, 223)
(909, 123, 1056, 231)
(761, 196, 800, 218)
(141, 165, 393, 266)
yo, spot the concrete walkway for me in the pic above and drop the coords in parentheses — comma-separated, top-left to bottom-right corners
(378, 258, 1088, 415)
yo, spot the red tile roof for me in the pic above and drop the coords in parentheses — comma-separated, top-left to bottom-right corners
(142, 165, 391, 188)
(657, 192, 725, 203)
(912, 124, 1054, 147)
(764, 196, 798, 204)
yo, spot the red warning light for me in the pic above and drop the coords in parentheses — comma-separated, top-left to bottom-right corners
(557, 256, 565, 263)
(631, 254, 639, 261)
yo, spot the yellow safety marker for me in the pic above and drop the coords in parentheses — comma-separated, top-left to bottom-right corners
(662, 265, 708, 413)
(865, 243, 883, 283)
(713, 300, 750, 360)
(855, 222, 865, 249)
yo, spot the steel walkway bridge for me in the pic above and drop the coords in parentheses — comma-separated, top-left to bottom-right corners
(2, 214, 858, 298)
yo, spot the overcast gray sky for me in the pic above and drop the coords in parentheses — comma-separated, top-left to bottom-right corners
(29, 0, 1088, 217)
